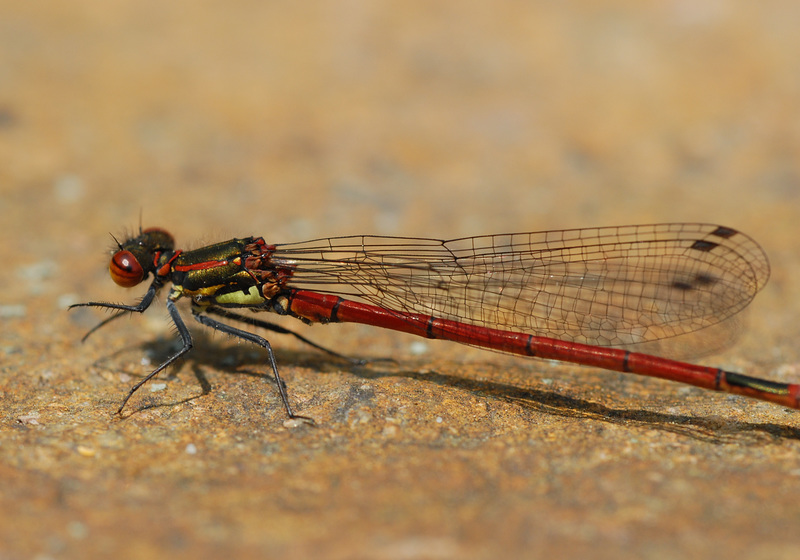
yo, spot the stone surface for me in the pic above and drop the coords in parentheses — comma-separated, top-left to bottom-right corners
(2, 2, 800, 559)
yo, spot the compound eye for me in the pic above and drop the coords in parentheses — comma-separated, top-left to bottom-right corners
(109, 250, 144, 287)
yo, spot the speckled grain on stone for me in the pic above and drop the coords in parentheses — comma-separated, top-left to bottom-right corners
(2, 2, 800, 559)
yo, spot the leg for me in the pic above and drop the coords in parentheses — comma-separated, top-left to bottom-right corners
(116, 298, 193, 414)
(205, 307, 363, 364)
(69, 279, 162, 342)
(193, 310, 312, 422)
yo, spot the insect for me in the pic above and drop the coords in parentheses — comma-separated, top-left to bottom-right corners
(70, 223, 800, 418)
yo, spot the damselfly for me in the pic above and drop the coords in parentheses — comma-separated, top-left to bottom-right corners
(70, 223, 800, 419)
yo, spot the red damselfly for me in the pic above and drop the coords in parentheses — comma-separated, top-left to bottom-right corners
(70, 223, 800, 419)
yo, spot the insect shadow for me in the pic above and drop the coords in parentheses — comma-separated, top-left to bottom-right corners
(354, 364, 800, 444)
(88, 330, 800, 443)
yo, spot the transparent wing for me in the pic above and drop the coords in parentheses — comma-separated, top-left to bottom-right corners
(270, 223, 769, 347)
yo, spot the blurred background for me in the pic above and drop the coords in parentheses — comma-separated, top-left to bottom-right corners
(4, 1, 799, 239)
(5, 0, 800, 367)
(2, 1, 800, 558)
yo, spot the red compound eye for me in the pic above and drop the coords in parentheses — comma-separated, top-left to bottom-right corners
(109, 250, 144, 287)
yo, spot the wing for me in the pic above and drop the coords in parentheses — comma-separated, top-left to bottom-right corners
(269, 223, 769, 347)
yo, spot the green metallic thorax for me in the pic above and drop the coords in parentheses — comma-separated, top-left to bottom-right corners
(168, 237, 283, 308)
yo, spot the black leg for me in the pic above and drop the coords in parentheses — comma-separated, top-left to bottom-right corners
(205, 306, 362, 364)
(193, 310, 313, 422)
(115, 298, 193, 414)
(69, 279, 162, 342)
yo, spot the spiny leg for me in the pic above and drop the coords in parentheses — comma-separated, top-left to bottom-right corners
(205, 306, 362, 364)
(69, 279, 162, 342)
(116, 298, 193, 414)
(193, 310, 313, 422)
